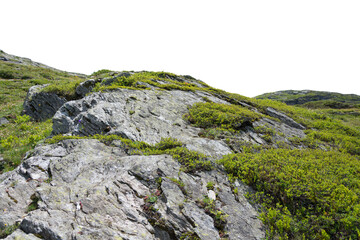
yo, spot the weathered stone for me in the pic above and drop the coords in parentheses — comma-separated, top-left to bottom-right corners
(182, 202, 220, 240)
(265, 107, 306, 130)
(0, 139, 265, 239)
(23, 85, 67, 121)
(52, 89, 232, 158)
(0, 117, 9, 126)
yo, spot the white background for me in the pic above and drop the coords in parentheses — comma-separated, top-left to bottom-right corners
(1, 0, 359, 97)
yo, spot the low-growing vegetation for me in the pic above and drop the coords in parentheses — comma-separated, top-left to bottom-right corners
(0, 222, 19, 238)
(0, 115, 52, 173)
(185, 102, 263, 131)
(219, 149, 360, 239)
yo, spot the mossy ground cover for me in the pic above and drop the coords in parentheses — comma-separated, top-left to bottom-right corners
(219, 149, 360, 239)
(185, 102, 263, 131)
(0, 115, 52, 173)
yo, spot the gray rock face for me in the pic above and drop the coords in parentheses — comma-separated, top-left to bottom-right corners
(0, 117, 9, 126)
(265, 107, 306, 130)
(52, 89, 232, 158)
(0, 139, 265, 240)
(23, 85, 67, 121)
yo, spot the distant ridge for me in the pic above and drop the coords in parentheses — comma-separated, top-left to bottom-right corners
(256, 89, 360, 109)
(0, 49, 86, 78)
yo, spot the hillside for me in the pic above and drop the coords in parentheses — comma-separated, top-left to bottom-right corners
(256, 90, 360, 109)
(256, 89, 360, 139)
(0, 50, 360, 239)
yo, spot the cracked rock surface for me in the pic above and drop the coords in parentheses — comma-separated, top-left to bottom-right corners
(52, 89, 232, 158)
(0, 139, 264, 239)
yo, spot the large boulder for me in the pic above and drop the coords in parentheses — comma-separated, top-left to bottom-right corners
(23, 85, 67, 121)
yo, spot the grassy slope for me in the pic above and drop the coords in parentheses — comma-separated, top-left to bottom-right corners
(0, 56, 359, 239)
(0, 59, 86, 172)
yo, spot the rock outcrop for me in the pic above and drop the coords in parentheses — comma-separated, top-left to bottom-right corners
(1, 71, 310, 239)
(0, 117, 9, 126)
(52, 89, 232, 158)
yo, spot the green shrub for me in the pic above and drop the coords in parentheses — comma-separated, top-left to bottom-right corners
(0, 61, 83, 81)
(185, 102, 263, 132)
(219, 149, 360, 239)
(14, 114, 30, 124)
(154, 137, 183, 150)
(0, 70, 15, 79)
(165, 147, 213, 173)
